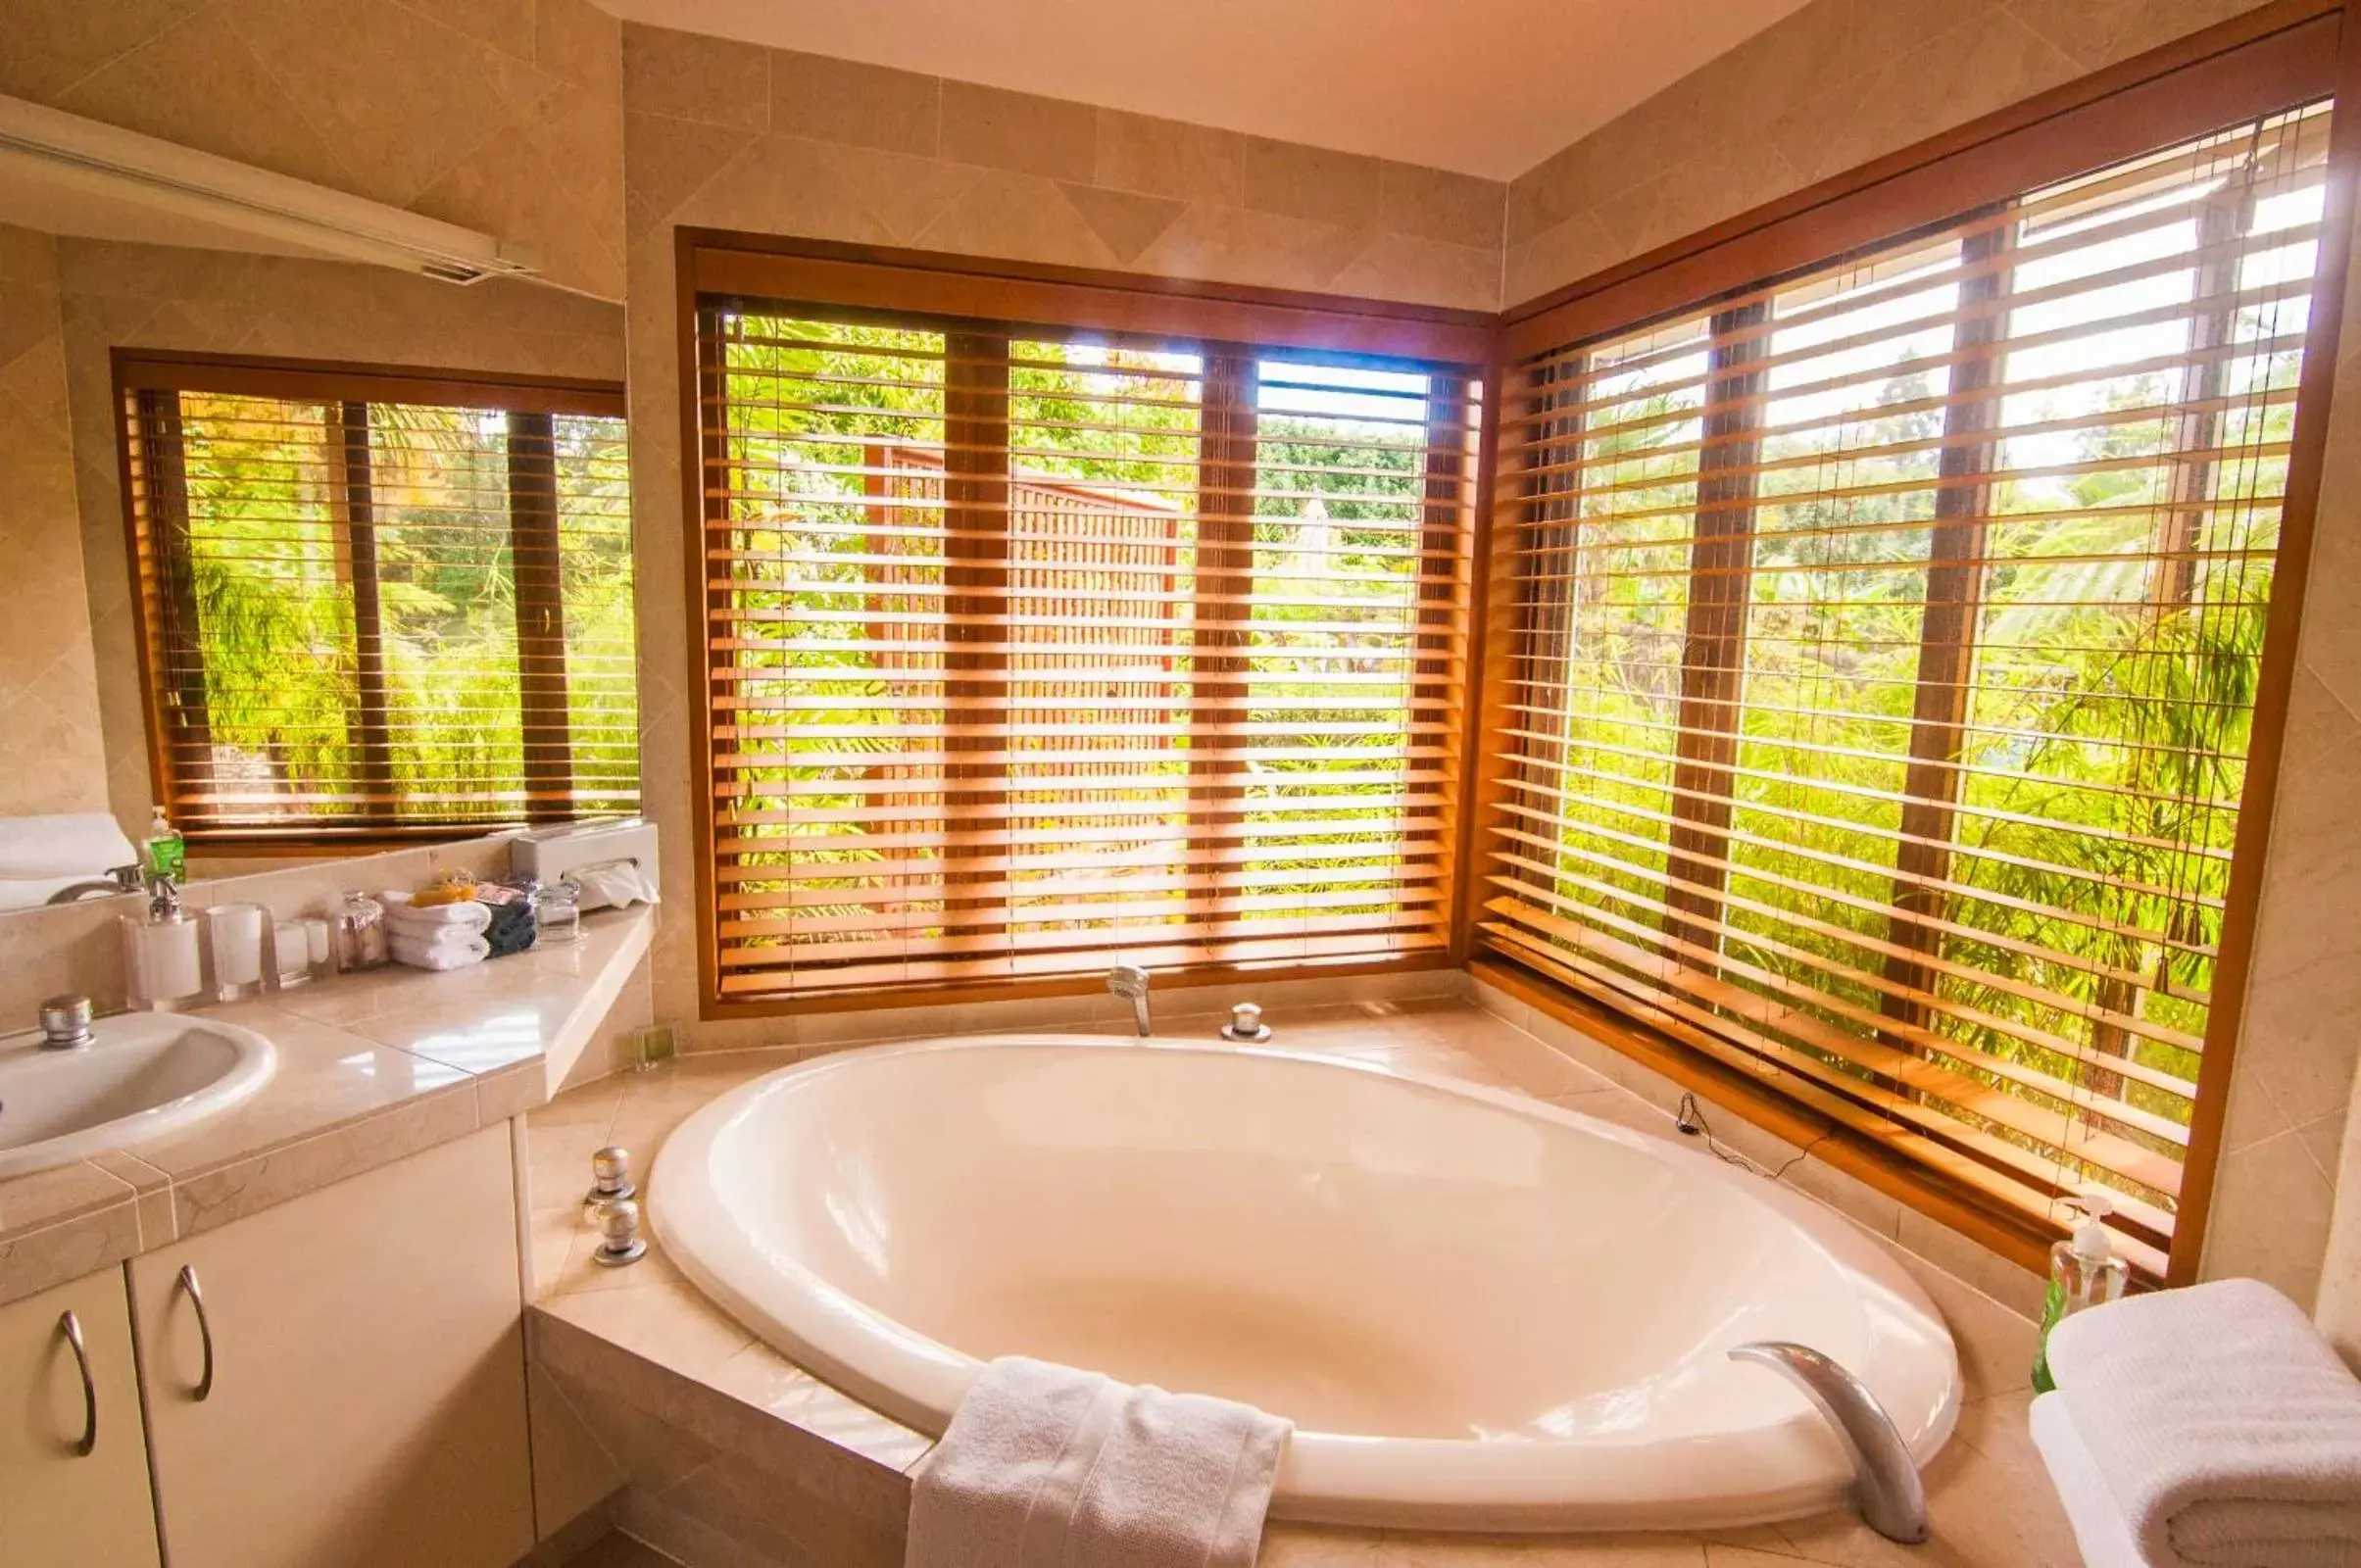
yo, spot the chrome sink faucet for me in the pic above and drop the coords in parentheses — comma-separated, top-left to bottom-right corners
(1107, 964, 1151, 1037)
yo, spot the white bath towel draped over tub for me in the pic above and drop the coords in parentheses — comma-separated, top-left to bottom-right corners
(906, 1354, 1292, 1568)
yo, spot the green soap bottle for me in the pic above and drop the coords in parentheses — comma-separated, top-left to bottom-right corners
(143, 805, 185, 883)
(2032, 1186, 2130, 1393)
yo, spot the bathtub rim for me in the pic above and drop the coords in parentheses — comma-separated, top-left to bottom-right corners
(648, 1032, 1964, 1532)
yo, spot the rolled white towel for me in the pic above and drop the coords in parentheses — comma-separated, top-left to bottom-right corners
(2049, 1276, 2361, 1568)
(908, 1355, 1290, 1568)
(0, 812, 137, 881)
(388, 929, 489, 971)
(398, 921, 488, 954)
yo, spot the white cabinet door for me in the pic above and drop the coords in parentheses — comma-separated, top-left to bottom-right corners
(0, 1264, 161, 1568)
(131, 1124, 534, 1568)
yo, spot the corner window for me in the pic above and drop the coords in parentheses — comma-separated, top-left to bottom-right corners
(1482, 103, 2333, 1276)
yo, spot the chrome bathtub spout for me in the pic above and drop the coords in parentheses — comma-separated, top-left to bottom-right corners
(1107, 963, 1152, 1037)
(1729, 1342, 1928, 1544)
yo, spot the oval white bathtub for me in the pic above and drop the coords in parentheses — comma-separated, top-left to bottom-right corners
(649, 1036, 1959, 1531)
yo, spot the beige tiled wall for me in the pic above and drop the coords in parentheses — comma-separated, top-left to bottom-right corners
(1500, 0, 2361, 1317)
(2284, 247, 2361, 1345)
(615, 23, 1508, 1050)
(53, 240, 627, 836)
(0, 0, 627, 300)
(1500, 0, 2280, 306)
(618, 24, 1503, 309)
(0, 224, 108, 817)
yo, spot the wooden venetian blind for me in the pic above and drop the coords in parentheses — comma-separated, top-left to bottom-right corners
(123, 362, 637, 840)
(694, 300, 1477, 1002)
(1480, 103, 2333, 1276)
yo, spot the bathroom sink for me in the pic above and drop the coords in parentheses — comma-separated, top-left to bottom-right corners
(0, 1012, 275, 1178)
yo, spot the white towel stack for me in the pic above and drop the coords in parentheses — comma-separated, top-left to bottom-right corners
(907, 1355, 1292, 1568)
(2032, 1276, 2361, 1568)
(381, 890, 492, 972)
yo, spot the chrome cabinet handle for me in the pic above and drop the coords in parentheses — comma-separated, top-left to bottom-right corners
(175, 1265, 215, 1401)
(58, 1310, 96, 1456)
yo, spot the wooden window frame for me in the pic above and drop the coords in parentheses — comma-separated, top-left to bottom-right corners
(1880, 217, 2014, 1040)
(1471, 0, 2361, 1285)
(1660, 299, 1769, 960)
(113, 350, 629, 854)
(675, 231, 1494, 1020)
(507, 410, 574, 825)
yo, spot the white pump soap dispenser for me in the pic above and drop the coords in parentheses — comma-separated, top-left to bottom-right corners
(2032, 1184, 2131, 1392)
(122, 870, 203, 1010)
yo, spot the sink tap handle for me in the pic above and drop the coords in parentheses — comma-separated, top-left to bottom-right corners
(38, 995, 94, 1051)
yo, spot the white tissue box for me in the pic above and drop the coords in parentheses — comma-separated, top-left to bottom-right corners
(508, 818, 661, 911)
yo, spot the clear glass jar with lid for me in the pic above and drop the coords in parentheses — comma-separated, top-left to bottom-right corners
(334, 890, 388, 971)
(536, 878, 581, 945)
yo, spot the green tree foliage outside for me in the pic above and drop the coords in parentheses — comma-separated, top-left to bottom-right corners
(1527, 149, 2320, 1223)
(175, 393, 637, 826)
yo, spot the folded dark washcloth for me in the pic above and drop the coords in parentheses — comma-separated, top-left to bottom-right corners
(482, 899, 537, 956)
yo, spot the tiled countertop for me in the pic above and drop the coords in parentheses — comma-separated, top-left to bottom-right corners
(522, 999, 2082, 1567)
(0, 906, 654, 1307)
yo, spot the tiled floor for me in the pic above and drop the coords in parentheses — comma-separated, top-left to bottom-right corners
(526, 997, 2085, 1566)
(562, 1531, 679, 1566)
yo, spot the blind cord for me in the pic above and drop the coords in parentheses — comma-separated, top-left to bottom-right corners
(1674, 1091, 1824, 1182)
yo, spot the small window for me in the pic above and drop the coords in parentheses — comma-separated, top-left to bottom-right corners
(118, 358, 637, 844)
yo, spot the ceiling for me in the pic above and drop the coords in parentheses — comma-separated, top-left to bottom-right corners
(592, 0, 1816, 181)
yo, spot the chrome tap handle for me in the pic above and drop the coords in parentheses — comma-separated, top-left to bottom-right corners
(591, 1197, 647, 1266)
(1220, 1002, 1271, 1043)
(586, 1144, 636, 1203)
(38, 995, 94, 1050)
(1728, 1341, 1928, 1544)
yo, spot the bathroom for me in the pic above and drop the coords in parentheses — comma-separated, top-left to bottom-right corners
(5, 0, 2361, 1563)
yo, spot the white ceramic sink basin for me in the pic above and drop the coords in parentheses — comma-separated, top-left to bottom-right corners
(0, 1011, 275, 1178)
